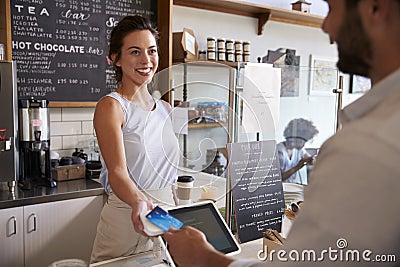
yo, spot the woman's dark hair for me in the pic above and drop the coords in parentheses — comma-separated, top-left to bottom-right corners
(109, 15, 159, 83)
(283, 118, 319, 142)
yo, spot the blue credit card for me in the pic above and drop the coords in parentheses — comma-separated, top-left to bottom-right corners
(146, 206, 183, 232)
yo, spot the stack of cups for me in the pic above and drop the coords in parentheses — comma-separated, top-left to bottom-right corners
(243, 41, 251, 62)
(234, 40, 243, 62)
(207, 37, 216, 61)
(175, 175, 194, 205)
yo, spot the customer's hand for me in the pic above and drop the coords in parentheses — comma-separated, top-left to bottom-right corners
(163, 226, 233, 267)
(297, 156, 313, 169)
(131, 198, 153, 236)
(302, 155, 314, 165)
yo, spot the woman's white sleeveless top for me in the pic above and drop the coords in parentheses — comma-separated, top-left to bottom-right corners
(99, 92, 179, 193)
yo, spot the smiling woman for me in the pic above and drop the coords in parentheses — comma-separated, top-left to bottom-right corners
(114, 30, 159, 93)
(90, 16, 179, 263)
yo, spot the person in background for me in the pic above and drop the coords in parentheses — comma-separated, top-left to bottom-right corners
(90, 16, 179, 263)
(277, 118, 318, 185)
(163, 0, 400, 266)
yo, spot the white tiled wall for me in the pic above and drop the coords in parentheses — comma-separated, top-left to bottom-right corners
(50, 107, 96, 158)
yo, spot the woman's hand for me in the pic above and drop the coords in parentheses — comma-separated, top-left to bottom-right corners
(130, 198, 154, 236)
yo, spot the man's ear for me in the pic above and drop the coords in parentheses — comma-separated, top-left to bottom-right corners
(365, 0, 390, 22)
(358, 0, 391, 35)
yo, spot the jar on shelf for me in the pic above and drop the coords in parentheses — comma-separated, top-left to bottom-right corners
(235, 51, 243, 62)
(243, 41, 251, 52)
(226, 39, 234, 50)
(207, 37, 216, 50)
(234, 40, 242, 52)
(217, 38, 225, 51)
(244, 52, 251, 62)
(207, 49, 216, 61)
(226, 50, 235, 62)
(198, 50, 207, 61)
(218, 50, 226, 61)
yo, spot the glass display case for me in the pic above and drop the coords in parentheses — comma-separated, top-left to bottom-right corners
(170, 62, 236, 176)
(168, 61, 348, 177)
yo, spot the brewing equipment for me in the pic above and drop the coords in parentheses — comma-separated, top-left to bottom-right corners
(19, 98, 56, 189)
(0, 61, 19, 192)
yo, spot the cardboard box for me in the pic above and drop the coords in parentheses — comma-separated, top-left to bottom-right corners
(173, 28, 198, 62)
(52, 164, 86, 181)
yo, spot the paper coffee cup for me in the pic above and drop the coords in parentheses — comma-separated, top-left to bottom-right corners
(176, 176, 194, 205)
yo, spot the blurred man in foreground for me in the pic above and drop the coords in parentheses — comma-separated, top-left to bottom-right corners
(164, 0, 400, 266)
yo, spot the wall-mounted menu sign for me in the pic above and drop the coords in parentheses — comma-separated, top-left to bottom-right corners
(227, 140, 284, 243)
(11, 0, 157, 102)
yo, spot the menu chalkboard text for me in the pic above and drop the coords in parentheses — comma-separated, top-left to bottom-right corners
(227, 140, 284, 243)
(11, 0, 157, 102)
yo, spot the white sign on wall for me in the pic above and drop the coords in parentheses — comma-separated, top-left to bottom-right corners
(242, 63, 281, 135)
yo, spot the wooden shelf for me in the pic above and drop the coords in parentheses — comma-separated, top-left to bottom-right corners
(188, 122, 227, 129)
(49, 102, 96, 108)
(173, 59, 240, 68)
(173, 0, 324, 35)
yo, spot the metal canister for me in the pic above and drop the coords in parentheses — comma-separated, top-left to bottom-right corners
(19, 99, 50, 142)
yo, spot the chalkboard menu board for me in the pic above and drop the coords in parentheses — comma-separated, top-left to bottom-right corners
(11, 0, 157, 102)
(227, 140, 284, 243)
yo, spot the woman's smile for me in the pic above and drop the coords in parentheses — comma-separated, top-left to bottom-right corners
(136, 67, 152, 76)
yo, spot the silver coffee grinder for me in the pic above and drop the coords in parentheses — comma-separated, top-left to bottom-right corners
(19, 98, 56, 189)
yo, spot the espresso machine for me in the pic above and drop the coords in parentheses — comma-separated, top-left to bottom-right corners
(0, 61, 19, 193)
(19, 98, 56, 189)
